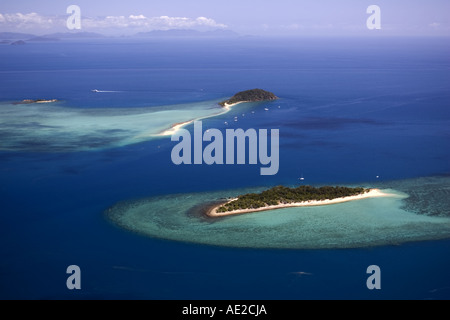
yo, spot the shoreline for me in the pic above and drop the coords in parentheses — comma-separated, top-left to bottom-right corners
(14, 99, 58, 105)
(207, 189, 394, 217)
(155, 100, 246, 137)
(157, 120, 196, 136)
(221, 101, 248, 109)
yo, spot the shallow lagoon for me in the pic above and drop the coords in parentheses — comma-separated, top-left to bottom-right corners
(0, 99, 227, 152)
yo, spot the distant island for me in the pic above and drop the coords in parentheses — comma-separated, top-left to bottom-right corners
(11, 40, 26, 46)
(219, 89, 278, 107)
(14, 99, 58, 105)
(207, 185, 391, 217)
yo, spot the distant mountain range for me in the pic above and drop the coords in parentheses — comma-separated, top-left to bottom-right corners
(0, 29, 240, 42)
(0, 32, 37, 40)
(0, 31, 106, 41)
(135, 29, 239, 38)
(43, 32, 106, 39)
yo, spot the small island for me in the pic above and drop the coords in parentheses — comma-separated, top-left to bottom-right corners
(14, 99, 58, 105)
(219, 89, 278, 107)
(207, 185, 391, 217)
(11, 40, 26, 46)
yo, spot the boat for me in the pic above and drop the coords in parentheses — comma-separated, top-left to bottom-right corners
(92, 89, 100, 92)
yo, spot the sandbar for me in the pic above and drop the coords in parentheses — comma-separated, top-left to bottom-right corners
(157, 120, 196, 136)
(155, 100, 245, 136)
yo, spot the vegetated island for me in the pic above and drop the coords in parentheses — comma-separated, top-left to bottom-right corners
(219, 89, 278, 107)
(14, 99, 58, 105)
(207, 185, 391, 217)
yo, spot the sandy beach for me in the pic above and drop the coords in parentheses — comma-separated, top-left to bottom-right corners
(207, 189, 394, 217)
(221, 101, 248, 109)
(155, 100, 249, 137)
(157, 120, 196, 136)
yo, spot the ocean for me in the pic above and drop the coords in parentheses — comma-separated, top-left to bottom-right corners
(0, 37, 449, 300)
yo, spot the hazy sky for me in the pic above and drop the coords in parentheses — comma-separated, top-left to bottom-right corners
(1, 0, 449, 36)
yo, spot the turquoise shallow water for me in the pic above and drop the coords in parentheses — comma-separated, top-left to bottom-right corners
(0, 99, 230, 152)
(106, 176, 450, 249)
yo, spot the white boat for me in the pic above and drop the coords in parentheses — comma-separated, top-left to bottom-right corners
(92, 89, 100, 93)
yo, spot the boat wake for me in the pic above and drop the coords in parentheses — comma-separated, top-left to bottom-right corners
(92, 89, 123, 93)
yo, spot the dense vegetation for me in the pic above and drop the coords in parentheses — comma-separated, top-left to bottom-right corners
(217, 185, 369, 213)
(219, 89, 278, 106)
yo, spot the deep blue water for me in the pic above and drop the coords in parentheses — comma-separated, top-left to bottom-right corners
(0, 37, 449, 299)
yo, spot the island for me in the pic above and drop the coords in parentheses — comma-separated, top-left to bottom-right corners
(11, 40, 26, 46)
(207, 185, 391, 217)
(219, 89, 278, 107)
(14, 99, 58, 105)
